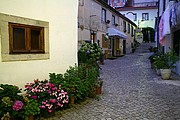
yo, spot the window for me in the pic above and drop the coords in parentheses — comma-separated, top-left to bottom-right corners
(9, 23, 44, 54)
(131, 25, 134, 36)
(133, 13, 137, 21)
(128, 23, 130, 33)
(142, 13, 149, 21)
(112, 15, 115, 25)
(90, 31, 96, 44)
(123, 21, 126, 32)
(101, 8, 106, 23)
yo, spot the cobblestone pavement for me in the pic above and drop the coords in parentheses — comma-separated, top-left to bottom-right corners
(44, 43, 180, 120)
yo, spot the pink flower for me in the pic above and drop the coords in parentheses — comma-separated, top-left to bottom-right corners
(47, 90, 51, 94)
(45, 104, 50, 107)
(50, 99, 56, 103)
(42, 101, 46, 104)
(51, 84, 55, 87)
(51, 88, 56, 91)
(48, 109, 52, 113)
(31, 95, 37, 99)
(57, 102, 61, 106)
(13, 100, 24, 111)
(40, 105, 46, 109)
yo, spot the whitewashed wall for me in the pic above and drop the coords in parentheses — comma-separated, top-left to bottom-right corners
(120, 9, 158, 28)
(0, 0, 78, 89)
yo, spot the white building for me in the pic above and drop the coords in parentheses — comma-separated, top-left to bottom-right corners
(114, 0, 158, 28)
(0, 0, 78, 88)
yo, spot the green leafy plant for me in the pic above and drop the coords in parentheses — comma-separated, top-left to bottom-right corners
(153, 51, 178, 69)
(24, 99, 40, 119)
(148, 52, 163, 64)
(24, 79, 69, 115)
(78, 42, 102, 64)
(49, 63, 100, 103)
(0, 84, 27, 120)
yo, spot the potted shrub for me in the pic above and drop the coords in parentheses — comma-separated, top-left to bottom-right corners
(155, 51, 178, 80)
(0, 84, 27, 120)
(148, 52, 163, 69)
(153, 55, 166, 76)
(24, 99, 40, 120)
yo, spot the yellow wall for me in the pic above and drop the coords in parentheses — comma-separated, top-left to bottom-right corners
(0, 0, 78, 89)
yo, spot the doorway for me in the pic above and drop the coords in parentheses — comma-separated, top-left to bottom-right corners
(123, 40, 126, 54)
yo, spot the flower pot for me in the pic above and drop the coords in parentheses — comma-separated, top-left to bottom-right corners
(160, 69, 171, 80)
(89, 89, 97, 98)
(96, 86, 102, 95)
(96, 80, 103, 95)
(70, 97, 75, 104)
(28, 114, 34, 120)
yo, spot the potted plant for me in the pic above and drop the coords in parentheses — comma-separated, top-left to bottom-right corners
(153, 55, 165, 76)
(0, 84, 27, 120)
(148, 52, 163, 69)
(154, 51, 178, 80)
(24, 98, 40, 120)
(96, 79, 103, 95)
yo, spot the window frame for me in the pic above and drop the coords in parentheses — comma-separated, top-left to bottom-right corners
(123, 21, 126, 32)
(112, 15, 115, 25)
(128, 23, 130, 34)
(101, 8, 106, 23)
(9, 23, 45, 54)
(131, 25, 134, 36)
(142, 13, 149, 21)
(133, 13, 137, 21)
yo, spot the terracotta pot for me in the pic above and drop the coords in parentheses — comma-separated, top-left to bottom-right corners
(96, 80, 103, 95)
(96, 86, 102, 95)
(70, 97, 75, 104)
(28, 114, 34, 120)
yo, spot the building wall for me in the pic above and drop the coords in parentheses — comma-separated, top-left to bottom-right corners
(120, 9, 158, 28)
(158, 0, 180, 75)
(0, 0, 78, 88)
(78, 0, 136, 54)
(133, 0, 158, 7)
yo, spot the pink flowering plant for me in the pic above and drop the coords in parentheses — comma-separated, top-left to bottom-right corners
(0, 84, 27, 120)
(25, 79, 69, 115)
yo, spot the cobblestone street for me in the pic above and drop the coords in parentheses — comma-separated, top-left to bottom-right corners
(44, 43, 180, 120)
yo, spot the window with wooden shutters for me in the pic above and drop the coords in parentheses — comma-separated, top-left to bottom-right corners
(9, 23, 44, 54)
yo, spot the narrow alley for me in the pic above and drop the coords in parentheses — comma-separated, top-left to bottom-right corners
(45, 43, 180, 120)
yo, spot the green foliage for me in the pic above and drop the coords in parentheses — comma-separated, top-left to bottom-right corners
(0, 84, 26, 120)
(24, 99, 40, 116)
(78, 42, 102, 64)
(49, 63, 100, 103)
(152, 51, 178, 69)
(148, 52, 162, 64)
(24, 80, 68, 115)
